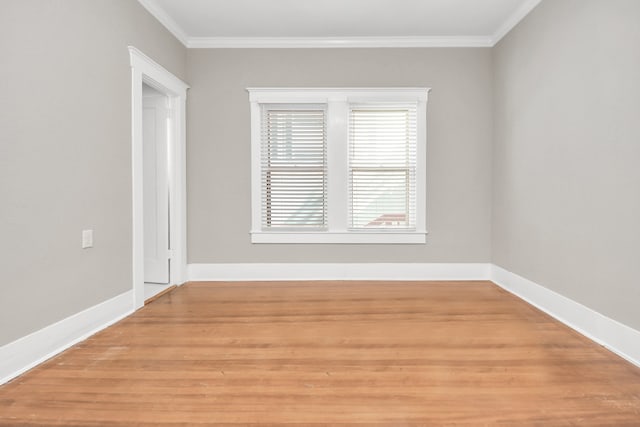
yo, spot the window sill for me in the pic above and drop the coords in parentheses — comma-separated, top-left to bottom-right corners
(250, 231, 427, 244)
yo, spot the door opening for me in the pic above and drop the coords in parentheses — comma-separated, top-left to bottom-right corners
(129, 46, 189, 309)
(143, 84, 171, 301)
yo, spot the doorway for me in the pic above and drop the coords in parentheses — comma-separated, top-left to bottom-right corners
(143, 83, 171, 301)
(129, 46, 189, 309)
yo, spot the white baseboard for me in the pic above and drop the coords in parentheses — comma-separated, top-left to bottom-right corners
(189, 262, 640, 368)
(0, 290, 134, 385)
(491, 265, 640, 367)
(3, 264, 639, 385)
(187, 263, 492, 281)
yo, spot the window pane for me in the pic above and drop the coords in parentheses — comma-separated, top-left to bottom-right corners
(262, 107, 327, 229)
(349, 106, 417, 230)
(350, 169, 411, 228)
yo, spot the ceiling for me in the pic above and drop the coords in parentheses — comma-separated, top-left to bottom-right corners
(138, 0, 541, 48)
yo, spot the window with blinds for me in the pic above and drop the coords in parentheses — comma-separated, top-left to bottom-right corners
(249, 88, 428, 244)
(349, 105, 417, 230)
(261, 106, 327, 229)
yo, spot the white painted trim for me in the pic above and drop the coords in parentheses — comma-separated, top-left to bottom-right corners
(137, 1, 539, 49)
(128, 47, 189, 93)
(4, 262, 638, 385)
(250, 231, 427, 244)
(248, 87, 431, 101)
(136, 0, 189, 46)
(491, 265, 640, 368)
(129, 46, 189, 309)
(188, 36, 494, 49)
(0, 291, 134, 385)
(248, 88, 429, 244)
(188, 263, 491, 281)
(327, 100, 349, 233)
(187, 262, 640, 368)
(491, 0, 542, 45)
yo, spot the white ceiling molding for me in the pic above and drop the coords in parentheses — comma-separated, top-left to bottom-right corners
(137, 0, 189, 46)
(491, 0, 542, 44)
(139, 0, 540, 49)
(188, 36, 494, 49)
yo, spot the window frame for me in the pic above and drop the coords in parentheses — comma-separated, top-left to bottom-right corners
(248, 87, 430, 244)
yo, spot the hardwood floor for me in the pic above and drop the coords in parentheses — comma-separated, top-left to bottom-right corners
(1, 281, 640, 426)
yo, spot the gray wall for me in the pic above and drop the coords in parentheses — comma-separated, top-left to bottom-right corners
(6, 0, 636, 348)
(493, 0, 640, 329)
(0, 0, 186, 345)
(187, 48, 493, 263)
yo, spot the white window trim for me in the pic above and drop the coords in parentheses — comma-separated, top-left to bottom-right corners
(248, 87, 430, 244)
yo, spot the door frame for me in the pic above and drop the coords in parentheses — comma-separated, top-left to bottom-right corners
(129, 46, 189, 309)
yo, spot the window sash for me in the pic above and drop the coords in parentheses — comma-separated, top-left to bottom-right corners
(261, 106, 327, 229)
(348, 105, 418, 230)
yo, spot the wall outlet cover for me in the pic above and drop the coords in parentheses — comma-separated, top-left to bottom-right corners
(82, 230, 93, 249)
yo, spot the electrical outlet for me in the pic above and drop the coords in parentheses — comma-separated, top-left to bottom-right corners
(82, 229, 93, 249)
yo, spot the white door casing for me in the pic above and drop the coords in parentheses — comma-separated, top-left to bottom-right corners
(129, 46, 189, 309)
(143, 91, 170, 284)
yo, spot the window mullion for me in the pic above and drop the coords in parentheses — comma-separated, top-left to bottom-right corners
(326, 99, 348, 232)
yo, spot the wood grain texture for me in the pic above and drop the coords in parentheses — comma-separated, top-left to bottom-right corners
(144, 285, 177, 305)
(1, 281, 640, 426)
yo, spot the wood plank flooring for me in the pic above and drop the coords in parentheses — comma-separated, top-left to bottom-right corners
(1, 281, 640, 425)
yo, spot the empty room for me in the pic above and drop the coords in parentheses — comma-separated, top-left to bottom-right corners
(1, 0, 639, 425)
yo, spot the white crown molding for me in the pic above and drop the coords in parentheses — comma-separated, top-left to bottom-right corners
(137, 0, 189, 46)
(188, 263, 491, 281)
(491, 0, 542, 45)
(0, 291, 134, 385)
(187, 36, 494, 49)
(491, 265, 640, 368)
(137, 1, 540, 49)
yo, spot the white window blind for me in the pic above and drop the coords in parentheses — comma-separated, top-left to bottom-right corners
(349, 105, 417, 230)
(261, 105, 327, 229)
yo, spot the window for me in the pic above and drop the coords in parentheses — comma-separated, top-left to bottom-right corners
(262, 106, 327, 229)
(349, 105, 417, 230)
(248, 88, 429, 244)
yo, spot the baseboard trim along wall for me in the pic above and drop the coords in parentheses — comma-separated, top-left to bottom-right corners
(2, 264, 639, 385)
(187, 263, 492, 281)
(491, 265, 640, 368)
(189, 262, 640, 368)
(0, 291, 134, 385)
